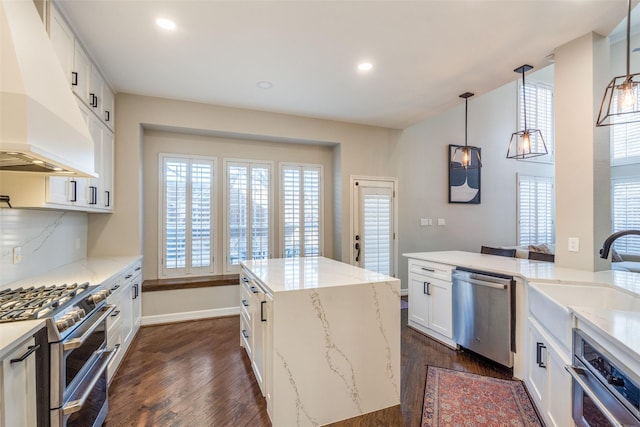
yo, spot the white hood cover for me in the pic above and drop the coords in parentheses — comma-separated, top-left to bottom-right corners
(0, 0, 96, 177)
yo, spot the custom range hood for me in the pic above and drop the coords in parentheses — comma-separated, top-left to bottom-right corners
(0, 0, 96, 177)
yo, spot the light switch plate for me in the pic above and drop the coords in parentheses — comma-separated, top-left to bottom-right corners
(568, 237, 580, 252)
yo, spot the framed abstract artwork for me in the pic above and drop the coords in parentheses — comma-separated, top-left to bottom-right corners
(448, 144, 481, 204)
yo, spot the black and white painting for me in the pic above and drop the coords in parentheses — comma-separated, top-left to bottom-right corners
(448, 144, 481, 204)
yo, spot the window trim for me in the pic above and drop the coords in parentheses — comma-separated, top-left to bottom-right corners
(516, 173, 555, 247)
(222, 158, 274, 274)
(279, 162, 324, 258)
(158, 153, 217, 279)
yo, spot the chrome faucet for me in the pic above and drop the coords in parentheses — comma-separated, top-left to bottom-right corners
(599, 230, 640, 259)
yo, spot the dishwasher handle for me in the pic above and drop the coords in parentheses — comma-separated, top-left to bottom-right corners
(460, 277, 507, 290)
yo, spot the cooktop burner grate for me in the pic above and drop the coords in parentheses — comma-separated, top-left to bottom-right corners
(0, 282, 90, 322)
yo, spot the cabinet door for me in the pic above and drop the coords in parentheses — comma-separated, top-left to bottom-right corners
(526, 322, 548, 406)
(120, 279, 134, 348)
(46, 177, 71, 205)
(73, 42, 92, 105)
(90, 68, 105, 115)
(131, 272, 142, 331)
(48, 5, 74, 84)
(1, 336, 37, 427)
(102, 88, 115, 130)
(427, 277, 453, 338)
(545, 346, 572, 427)
(250, 286, 266, 395)
(87, 113, 103, 207)
(408, 274, 430, 329)
(100, 127, 114, 210)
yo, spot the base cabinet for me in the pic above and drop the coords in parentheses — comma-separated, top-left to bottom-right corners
(407, 259, 455, 347)
(106, 259, 143, 381)
(0, 335, 38, 427)
(525, 318, 573, 427)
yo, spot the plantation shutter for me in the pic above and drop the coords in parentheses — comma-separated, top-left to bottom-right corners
(517, 175, 554, 246)
(519, 80, 554, 157)
(612, 179, 640, 255)
(362, 192, 392, 276)
(281, 165, 321, 258)
(611, 98, 640, 161)
(226, 161, 271, 270)
(162, 156, 214, 277)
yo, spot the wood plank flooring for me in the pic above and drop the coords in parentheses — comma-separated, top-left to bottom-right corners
(105, 305, 512, 426)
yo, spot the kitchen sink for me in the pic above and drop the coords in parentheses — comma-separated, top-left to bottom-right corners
(528, 282, 640, 351)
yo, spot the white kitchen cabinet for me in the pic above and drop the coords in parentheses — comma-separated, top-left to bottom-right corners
(0, 335, 38, 427)
(48, 3, 115, 128)
(525, 318, 573, 427)
(407, 258, 455, 347)
(240, 268, 268, 396)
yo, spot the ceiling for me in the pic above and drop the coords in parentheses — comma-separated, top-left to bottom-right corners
(57, 0, 631, 130)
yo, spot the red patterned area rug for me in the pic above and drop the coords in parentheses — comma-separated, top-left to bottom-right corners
(422, 366, 543, 427)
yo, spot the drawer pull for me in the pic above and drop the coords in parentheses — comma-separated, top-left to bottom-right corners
(421, 267, 435, 272)
(110, 310, 121, 317)
(423, 281, 431, 295)
(110, 284, 120, 291)
(536, 342, 546, 368)
(241, 299, 249, 307)
(241, 329, 249, 339)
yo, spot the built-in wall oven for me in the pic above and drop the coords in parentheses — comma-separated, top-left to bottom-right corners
(0, 282, 118, 427)
(565, 329, 640, 427)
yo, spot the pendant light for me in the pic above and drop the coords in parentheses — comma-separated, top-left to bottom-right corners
(451, 92, 481, 169)
(596, 0, 640, 126)
(507, 64, 548, 159)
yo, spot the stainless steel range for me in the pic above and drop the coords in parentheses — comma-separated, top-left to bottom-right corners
(0, 282, 118, 427)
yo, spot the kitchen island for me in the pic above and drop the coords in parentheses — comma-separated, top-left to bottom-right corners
(240, 256, 401, 427)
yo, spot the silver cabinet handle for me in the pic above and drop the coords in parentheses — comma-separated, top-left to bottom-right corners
(464, 278, 507, 289)
(564, 365, 625, 427)
(62, 345, 119, 415)
(63, 305, 114, 351)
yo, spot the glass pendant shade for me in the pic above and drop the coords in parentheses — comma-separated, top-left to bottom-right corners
(451, 92, 482, 169)
(507, 64, 548, 159)
(597, 0, 640, 126)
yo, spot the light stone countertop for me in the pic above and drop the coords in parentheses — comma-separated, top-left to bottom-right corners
(241, 256, 398, 293)
(404, 250, 640, 360)
(0, 256, 141, 360)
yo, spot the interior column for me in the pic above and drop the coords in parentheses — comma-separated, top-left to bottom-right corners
(554, 32, 611, 271)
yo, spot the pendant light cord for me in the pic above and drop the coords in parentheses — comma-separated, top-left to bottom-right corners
(464, 97, 468, 147)
(522, 69, 527, 130)
(627, 0, 632, 79)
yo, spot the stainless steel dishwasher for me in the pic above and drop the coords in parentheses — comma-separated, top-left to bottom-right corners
(452, 267, 516, 367)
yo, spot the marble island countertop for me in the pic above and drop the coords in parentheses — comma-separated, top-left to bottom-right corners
(241, 256, 396, 293)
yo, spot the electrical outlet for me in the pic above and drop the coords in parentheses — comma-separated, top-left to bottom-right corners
(12, 246, 23, 264)
(568, 237, 580, 252)
(437, 218, 446, 226)
(420, 218, 433, 226)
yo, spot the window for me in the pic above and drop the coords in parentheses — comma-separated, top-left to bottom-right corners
(160, 155, 215, 277)
(518, 79, 554, 160)
(225, 160, 272, 271)
(611, 96, 640, 164)
(517, 174, 554, 246)
(612, 178, 640, 255)
(280, 164, 322, 258)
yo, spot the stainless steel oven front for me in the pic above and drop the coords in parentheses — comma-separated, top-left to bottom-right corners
(50, 303, 118, 427)
(565, 329, 640, 427)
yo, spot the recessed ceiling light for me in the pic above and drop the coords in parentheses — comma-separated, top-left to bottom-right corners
(156, 18, 176, 31)
(357, 62, 373, 71)
(52, 167, 63, 171)
(257, 81, 273, 89)
(32, 160, 44, 164)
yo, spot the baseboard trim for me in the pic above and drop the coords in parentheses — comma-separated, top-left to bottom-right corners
(141, 306, 240, 326)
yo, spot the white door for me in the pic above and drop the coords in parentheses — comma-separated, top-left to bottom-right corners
(352, 178, 397, 277)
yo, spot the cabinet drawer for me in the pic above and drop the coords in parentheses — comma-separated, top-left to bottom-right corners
(240, 284, 251, 320)
(408, 259, 454, 281)
(240, 313, 252, 358)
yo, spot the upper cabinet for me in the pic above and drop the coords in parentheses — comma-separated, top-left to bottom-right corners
(48, 4, 115, 132)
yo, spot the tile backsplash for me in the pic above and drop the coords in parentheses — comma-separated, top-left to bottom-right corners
(0, 209, 87, 287)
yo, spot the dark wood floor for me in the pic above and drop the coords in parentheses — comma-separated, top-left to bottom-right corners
(105, 304, 512, 426)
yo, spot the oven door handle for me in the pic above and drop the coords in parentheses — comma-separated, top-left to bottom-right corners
(63, 305, 115, 351)
(62, 345, 120, 415)
(565, 365, 626, 427)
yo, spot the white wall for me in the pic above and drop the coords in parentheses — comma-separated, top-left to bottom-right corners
(0, 209, 87, 287)
(394, 67, 555, 287)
